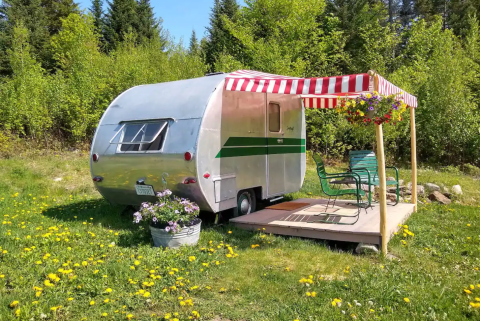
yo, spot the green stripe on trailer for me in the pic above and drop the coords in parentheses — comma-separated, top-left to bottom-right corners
(216, 147, 267, 158)
(215, 146, 305, 158)
(223, 137, 306, 147)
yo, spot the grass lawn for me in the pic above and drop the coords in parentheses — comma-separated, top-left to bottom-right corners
(0, 153, 480, 321)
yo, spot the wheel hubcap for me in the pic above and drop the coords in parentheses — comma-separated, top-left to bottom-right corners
(239, 195, 251, 215)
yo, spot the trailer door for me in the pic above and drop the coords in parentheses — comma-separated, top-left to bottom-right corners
(266, 99, 285, 196)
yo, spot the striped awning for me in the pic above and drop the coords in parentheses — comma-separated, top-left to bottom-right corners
(225, 70, 418, 108)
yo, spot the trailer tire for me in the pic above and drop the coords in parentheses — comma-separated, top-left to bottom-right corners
(233, 189, 256, 217)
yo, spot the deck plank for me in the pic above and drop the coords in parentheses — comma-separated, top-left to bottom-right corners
(230, 198, 415, 245)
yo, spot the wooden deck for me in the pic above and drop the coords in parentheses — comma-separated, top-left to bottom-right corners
(230, 198, 415, 246)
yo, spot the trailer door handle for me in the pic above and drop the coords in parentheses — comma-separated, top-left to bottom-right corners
(277, 139, 283, 144)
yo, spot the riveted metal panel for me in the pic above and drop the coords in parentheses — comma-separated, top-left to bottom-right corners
(214, 176, 236, 203)
(99, 74, 227, 125)
(90, 74, 226, 209)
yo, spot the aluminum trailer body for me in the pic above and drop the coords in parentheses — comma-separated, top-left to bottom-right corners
(90, 73, 306, 214)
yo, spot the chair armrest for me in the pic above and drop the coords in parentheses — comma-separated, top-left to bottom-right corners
(385, 166, 399, 182)
(349, 167, 372, 184)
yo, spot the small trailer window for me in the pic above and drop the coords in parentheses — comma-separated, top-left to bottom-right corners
(112, 121, 168, 152)
(269, 103, 281, 132)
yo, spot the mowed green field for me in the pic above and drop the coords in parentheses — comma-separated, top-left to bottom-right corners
(0, 153, 480, 321)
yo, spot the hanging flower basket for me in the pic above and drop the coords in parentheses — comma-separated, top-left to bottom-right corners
(133, 190, 201, 249)
(336, 92, 408, 126)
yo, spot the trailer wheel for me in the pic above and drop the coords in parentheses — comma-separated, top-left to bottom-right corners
(233, 189, 256, 217)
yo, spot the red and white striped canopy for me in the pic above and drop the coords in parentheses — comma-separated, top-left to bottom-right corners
(225, 70, 417, 108)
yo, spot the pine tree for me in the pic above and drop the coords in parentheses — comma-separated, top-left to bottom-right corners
(399, 0, 415, 27)
(104, 0, 138, 51)
(0, 0, 49, 74)
(204, 0, 239, 71)
(41, 0, 79, 35)
(136, 0, 159, 43)
(90, 0, 104, 32)
(189, 29, 199, 55)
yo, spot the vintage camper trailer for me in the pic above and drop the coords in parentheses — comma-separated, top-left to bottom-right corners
(90, 72, 306, 216)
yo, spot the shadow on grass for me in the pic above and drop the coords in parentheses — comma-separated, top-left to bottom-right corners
(41, 199, 360, 253)
(41, 199, 154, 247)
(42, 199, 137, 230)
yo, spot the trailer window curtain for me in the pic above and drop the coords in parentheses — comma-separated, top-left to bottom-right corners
(269, 103, 281, 132)
(117, 121, 168, 152)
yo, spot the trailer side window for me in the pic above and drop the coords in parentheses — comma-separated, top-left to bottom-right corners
(268, 103, 281, 132)
(117, 121, 168, 152)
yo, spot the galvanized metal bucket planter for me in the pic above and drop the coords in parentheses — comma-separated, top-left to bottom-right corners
(149, 220, 201, 249)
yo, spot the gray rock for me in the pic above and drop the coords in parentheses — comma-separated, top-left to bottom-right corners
(452, 185, 463, 195)
(428, 191, 451, 205)
(417, 185, 425, 196)
(425, 183, 440, 192)
(407, 182, 412, 190)
(399, 179, 405, 186)
(387, 187, 398, 193)
(53, 177, 62, 182)
(443, 186, 449, 193)
(388, 186, 407, 194)
(355, 243, 379, 254)
(386, 193, 398, 202)
(361, 184, 374, 192)
(387, 176, 396, 182)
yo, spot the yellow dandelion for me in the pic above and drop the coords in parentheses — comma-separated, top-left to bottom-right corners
(9, 301, 19, 308)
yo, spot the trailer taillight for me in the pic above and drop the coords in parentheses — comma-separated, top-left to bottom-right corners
(203, 173, 210, 179)
(92, 153, 99, 162)
(184, 152, 192, 161)
(183, 178, 196, 184)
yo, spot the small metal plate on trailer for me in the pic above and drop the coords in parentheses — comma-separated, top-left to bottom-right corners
(135, 185, 155, 196)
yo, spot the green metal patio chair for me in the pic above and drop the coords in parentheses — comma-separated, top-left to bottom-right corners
(349, 150, 400, 206)
(311, 154, 367, 225)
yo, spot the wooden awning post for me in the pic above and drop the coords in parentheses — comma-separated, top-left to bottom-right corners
(369, 70, 388, 253)
(410, 107, 418, 211)
(375, 124, 388, 254)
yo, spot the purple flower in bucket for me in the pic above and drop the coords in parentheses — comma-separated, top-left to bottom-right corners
(369, 106, 374, 111)
(133, 212, 142, 223)
(156, 189, 173, 198)
(133, 190, 200, 235)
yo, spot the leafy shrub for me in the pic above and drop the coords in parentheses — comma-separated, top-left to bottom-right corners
(462, 164, 480, 177)
(440, 165, 462, 175)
